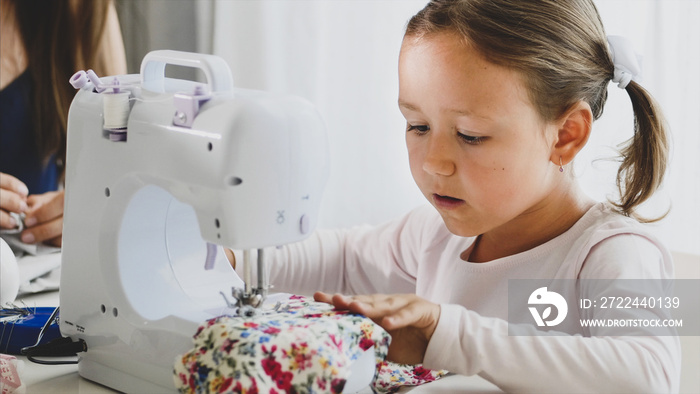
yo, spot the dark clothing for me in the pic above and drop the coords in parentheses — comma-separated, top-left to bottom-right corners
(0, 70, 58, 194)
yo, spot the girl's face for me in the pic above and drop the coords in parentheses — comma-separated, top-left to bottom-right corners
(399, 32, 561, 237)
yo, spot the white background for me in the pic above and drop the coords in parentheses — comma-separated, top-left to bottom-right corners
(117, 0, 700, 255)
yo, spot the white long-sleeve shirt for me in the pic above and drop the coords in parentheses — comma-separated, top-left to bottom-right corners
(236, 202, 680, 393)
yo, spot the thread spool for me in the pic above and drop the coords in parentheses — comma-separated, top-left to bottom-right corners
(103, 92, 130, 129)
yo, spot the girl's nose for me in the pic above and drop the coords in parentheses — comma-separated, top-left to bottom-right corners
(422, 132, 456, 176)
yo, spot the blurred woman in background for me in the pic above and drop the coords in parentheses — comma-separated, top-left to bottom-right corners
(0, 0, 127, 246)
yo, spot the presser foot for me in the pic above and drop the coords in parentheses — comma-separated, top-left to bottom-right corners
(221, 287, 266, 317)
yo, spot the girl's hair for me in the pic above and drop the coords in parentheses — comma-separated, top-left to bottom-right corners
(12, 0, 113, 178)
(406, 0, 669, 222)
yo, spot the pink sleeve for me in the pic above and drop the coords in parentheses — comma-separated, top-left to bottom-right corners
(423, 234, 680, 393)
(424, 304, 678, 393)
(237, 205, 437, 296)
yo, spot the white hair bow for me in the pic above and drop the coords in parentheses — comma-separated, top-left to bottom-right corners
(607, 35, 643, 89)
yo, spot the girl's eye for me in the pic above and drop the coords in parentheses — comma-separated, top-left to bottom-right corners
(406, 124, 430, 134)
(407, 123, 485, 145)
(457, 132, 484, 145)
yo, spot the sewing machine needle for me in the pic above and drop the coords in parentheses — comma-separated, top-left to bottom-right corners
(243, 250, 252, 295)
(257, 248, 266, 299)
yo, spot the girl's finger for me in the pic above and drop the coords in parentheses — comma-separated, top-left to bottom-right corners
(313, 291, 334, 304)
(331, 293, 357, 309)
(354, 294, 409, 316)
(382, 302, 422, 329)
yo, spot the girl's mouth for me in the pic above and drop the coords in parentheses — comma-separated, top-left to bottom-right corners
(432, 193, 465, 209)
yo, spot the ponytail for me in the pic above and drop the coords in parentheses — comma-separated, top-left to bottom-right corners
(405, 0, 670, 222)
(612, 81, 670, 222)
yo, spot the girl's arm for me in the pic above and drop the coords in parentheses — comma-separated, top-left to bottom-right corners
(316, 231, 680, 393)
(425, 234, 680, 393)
(425, 306, 679, 393)
(233, 205, 439, 296)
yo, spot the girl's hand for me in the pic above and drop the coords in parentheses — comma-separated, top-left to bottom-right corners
(0, 173, 29, 229)
(21, 190, 65, 246)
(314, 292, 440, 365)
(225, 248, 236, 268)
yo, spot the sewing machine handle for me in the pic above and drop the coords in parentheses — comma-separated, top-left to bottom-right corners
(140, 50, 234, 94)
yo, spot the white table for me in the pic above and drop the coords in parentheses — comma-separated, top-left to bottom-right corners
(14, 290, 502, 394)
(12, 291, 112, 393)
(16, 290, 700, 393)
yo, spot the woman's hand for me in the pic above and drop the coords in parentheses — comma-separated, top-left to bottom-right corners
(314, 292, 440, 365)
(22, 190, 65, 246)
(0, 173, 29, 229)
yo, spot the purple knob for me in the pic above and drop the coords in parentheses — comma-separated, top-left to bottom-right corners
(86, 69, 106, 93)
(70, 70, 89, 89)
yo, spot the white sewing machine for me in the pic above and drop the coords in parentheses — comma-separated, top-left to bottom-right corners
(58, 50, 372, 392)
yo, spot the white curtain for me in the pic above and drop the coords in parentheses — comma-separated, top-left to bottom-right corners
(209, 0, 699, 255)
(117, 0, 201, 74)
(583, 1, 700, 255)
(211, 1, 429, 230)
(117, 0, 700, 255)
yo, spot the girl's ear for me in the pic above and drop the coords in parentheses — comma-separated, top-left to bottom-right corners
(550, 101, 593, 167)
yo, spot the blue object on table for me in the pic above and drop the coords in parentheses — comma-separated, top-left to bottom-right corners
(0, 307, 62, 355)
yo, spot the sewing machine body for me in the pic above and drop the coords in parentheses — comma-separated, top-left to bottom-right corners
(59, 51, 332, 392)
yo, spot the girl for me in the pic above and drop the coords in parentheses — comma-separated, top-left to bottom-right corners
(232, 0, 678, 391)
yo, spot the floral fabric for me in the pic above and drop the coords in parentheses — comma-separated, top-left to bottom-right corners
(173, 295, 446, 393)
(373, 362, 446, 393)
